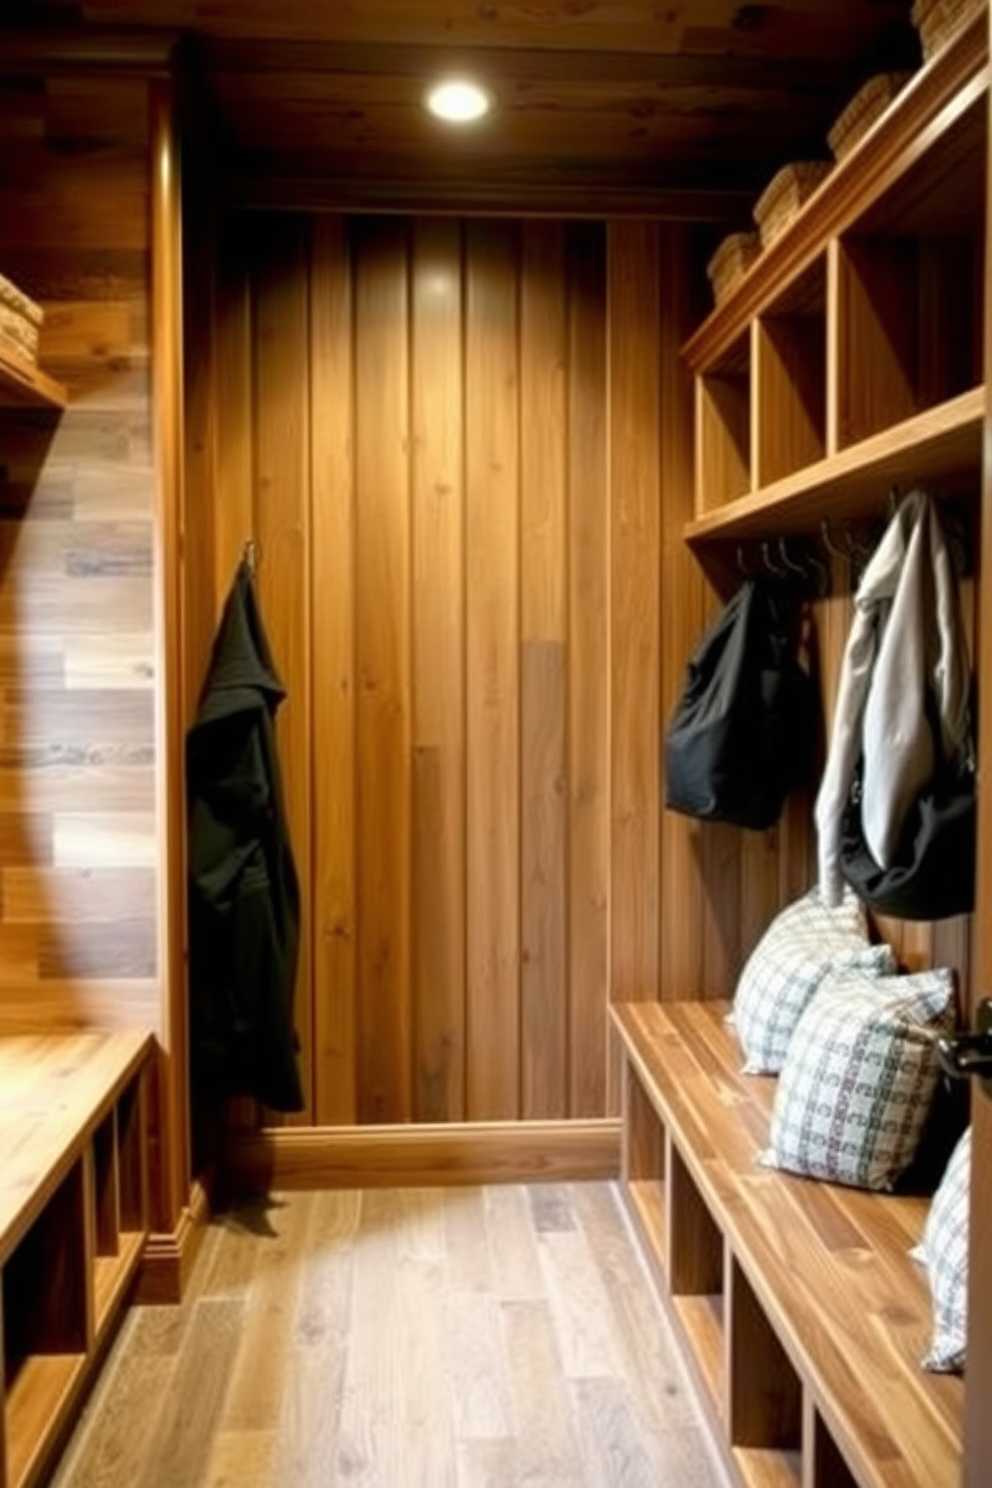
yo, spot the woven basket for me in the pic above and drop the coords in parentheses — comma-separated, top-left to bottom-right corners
(911, 0, 985, 60)
(827, 72, 913, 161)
(706, 231, 761, 306)
(753, 161, 832, 248)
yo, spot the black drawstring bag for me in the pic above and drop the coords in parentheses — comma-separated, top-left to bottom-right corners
(664, 580, 816, 831)
(840, 754, 976, 920)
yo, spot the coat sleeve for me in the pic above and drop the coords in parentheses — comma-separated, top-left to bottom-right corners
(814, 601, 877, 904)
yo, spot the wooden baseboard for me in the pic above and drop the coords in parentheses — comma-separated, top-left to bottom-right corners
(135, 1178, 210, 1303)
(227, 1119, 622, 1192)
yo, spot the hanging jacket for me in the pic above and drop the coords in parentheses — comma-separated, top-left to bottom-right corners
(815, 490, 971, 906)
(186, 560, 305, 1112)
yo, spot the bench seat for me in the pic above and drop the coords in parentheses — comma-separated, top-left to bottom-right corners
(0, 1029, 152, 1488)
(612, 999, 963, 1488)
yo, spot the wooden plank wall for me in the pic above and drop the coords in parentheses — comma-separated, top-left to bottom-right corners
(0, 72, 161, 1035)
(206, 213, 610, 1126)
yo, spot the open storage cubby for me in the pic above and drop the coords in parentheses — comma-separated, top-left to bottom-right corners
(836, 83, 985, 451)
(0, 1031, 152, 1488)
(612, 1001, 963, 1488)
(682, 9, 988, 547)
(696, 330, 751, 511)
(755, 257, 827, 488)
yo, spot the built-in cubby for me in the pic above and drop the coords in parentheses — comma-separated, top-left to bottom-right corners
(613, 1000, 963, 1488)
(0, 1032, 151, 1488)
(682, 13, 987, 546)
(696, 331, 751, 511)
(755, 258, 827, 487)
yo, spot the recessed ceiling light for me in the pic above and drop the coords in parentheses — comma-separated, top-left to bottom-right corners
(425, 78, 493, 124)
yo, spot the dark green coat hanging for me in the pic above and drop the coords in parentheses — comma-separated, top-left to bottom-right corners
(186, 560, 305, 1113)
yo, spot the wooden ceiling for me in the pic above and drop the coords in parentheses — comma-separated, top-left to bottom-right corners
(8, 1, 922, 218)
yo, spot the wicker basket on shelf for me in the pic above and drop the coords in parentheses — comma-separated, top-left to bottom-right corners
(911, 0, 985, 61)
(706, 231, 761, 306)
(753, 161, 832, 248)
(827, 72, 913, 161)
(0, 272, 43, 365)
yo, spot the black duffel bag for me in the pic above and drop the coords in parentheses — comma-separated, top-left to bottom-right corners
(664, 580, 816, 831)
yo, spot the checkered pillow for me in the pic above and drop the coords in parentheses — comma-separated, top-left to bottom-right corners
(761, 967, 956, 1190)
(916, 1128, 970, 1372)
(732, 886, 896, 1074)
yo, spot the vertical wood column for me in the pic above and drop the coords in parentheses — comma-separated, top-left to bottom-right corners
(149, 76, 189, 1234)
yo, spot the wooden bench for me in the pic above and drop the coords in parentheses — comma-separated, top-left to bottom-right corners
(612, 1000, 963, 1488)
(0, 1030, 152, 1488)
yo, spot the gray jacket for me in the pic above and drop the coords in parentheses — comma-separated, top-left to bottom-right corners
(815, 490, 971, 905)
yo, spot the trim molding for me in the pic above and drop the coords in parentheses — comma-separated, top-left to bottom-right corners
(136, 1179, 210, 1304)
(228, 1120, 622, 1192)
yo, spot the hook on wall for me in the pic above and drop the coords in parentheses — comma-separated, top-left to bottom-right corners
(243, 538, 258, 577)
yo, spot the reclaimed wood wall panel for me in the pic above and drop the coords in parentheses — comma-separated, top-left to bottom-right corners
(410, 218, 465, 1124)
(252, 218, 315, 1123)
(353, 218, 413, 1123)
(0, 72, 160, 1035)
(310, 216, 357, 1126)
(464, 221, 521, 1121)
(207, 214, 612, 1123)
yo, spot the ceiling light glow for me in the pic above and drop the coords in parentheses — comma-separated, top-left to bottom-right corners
(425, 78, 493, 124)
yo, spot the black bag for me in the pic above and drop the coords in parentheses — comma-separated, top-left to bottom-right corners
(840, 756, 976, 920)
(664, 580, 816, 831)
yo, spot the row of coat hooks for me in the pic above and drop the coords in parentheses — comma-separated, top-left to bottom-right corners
(735, 488, 972, 596)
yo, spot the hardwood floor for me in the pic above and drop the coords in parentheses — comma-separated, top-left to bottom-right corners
(50, 1182, 728, 1488)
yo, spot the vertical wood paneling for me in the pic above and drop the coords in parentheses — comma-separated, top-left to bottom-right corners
(410, 218, 466, 1122)
(608, 222, 661, 1009)
(567, 225, 609, 1117)
(465, 222, 521, 1121)
(354, 219, 412, 1123)
(521, 223, 567, 1118)
(657, 226, 707, 997)
(252, 218, 314, 1121)
(310, 217, 357, 1125)
(213, 218, 254, 607)
(219, 213, 612, 1126)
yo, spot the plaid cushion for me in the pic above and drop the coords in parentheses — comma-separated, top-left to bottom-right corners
(917, 1128, 970, 1372)
(761, 967, 956, 1190)
(732, 886, 896, 1073)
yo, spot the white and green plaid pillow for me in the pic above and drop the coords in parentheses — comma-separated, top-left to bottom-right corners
(732, 886, 896, 1074)
(915, 1127, 970, 1373)
(761, 967, 956, 1190)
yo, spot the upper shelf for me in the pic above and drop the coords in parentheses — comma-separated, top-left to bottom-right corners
(0, 339, 67, 411)
(685, 386, 983, 545)
(683, 11, 989, 376)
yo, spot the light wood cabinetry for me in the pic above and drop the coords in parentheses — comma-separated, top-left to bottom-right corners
(685, 10, 987, 547)
(0, 1033, 151, 1488)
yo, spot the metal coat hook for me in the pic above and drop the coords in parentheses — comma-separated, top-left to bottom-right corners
(243, 538, 258, 577)
(820, 517, 848, 561)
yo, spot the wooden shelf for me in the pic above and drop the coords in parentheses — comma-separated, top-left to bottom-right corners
(673, 1294, 725, 1409)
(683, 15, 988, 374)
(93, 1231, 145, 1336)
(5, 1354, 85, 1488)
(733, 1447, 803, 1488)
(0, 342, 66, 411)
(686, 385, 983, 545)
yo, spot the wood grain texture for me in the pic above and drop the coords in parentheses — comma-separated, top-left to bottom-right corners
(210, 215, 610, 1127)
(410, 218, 465, 1123)
(464, 221, 521, 1121)
(607, 222, 661, 1009)
(614, 1001, 964, 1488)
(51, 1181, 726, 1488)
(310, 217, 358, 1126)
(566, 224, 608, 1118)
(353, 218, 412, 1124)
(252, 217, 315, 1123)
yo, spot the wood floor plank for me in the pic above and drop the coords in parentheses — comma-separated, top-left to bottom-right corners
(49, 1184, 728, 1488)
